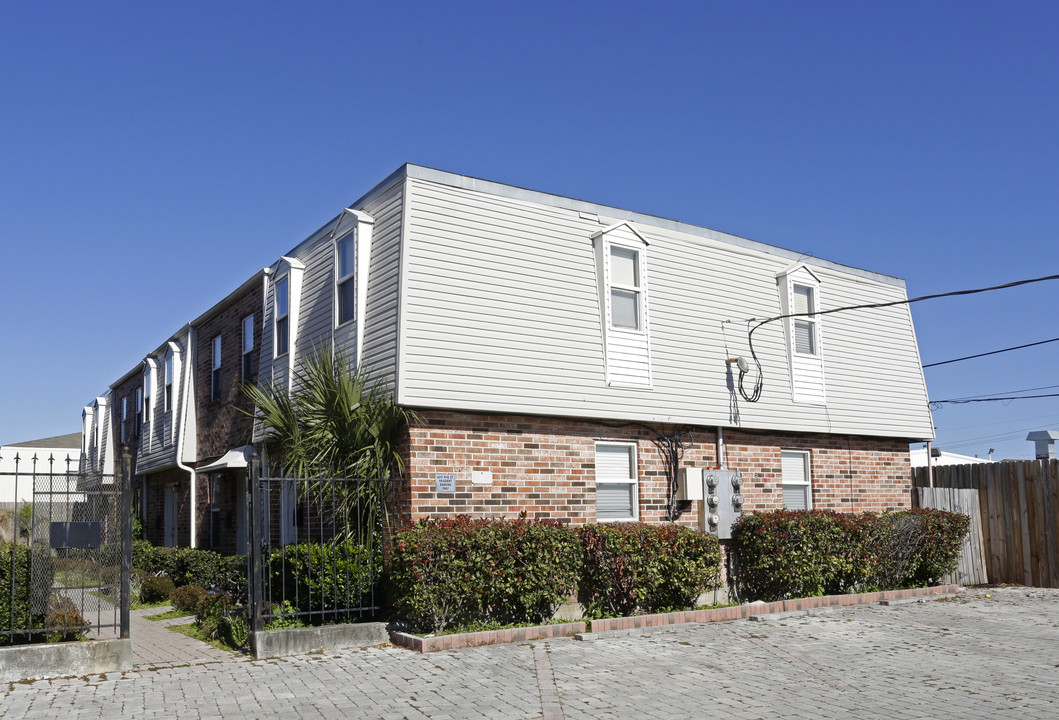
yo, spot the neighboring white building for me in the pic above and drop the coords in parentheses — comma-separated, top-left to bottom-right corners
(0, 432, 81, 504)
(910, 447, 994, 468)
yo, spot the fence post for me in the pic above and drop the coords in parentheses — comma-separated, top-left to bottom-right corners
(120, 446, 132, 639)
(247, 454, 264, 633)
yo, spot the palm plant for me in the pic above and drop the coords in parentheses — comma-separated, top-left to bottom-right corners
(243, 346, 415, 540)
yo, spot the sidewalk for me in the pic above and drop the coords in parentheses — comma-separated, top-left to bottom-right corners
(128, 606, 240, 668)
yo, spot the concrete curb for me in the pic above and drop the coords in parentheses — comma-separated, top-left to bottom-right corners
(0, 638, 132, 683)
(251, 622, 389, 659)
(586, 584, 961, 634)
(391, 621, 587, 653)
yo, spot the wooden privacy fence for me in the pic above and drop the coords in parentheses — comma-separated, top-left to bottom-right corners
(912, 459, 1059, 588)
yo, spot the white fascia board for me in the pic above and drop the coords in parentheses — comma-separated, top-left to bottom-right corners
(591, 221, 650, 246)
(776, 262, 822, 283)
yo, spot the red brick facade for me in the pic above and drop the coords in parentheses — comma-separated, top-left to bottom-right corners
(397, 410, 913, 527)
(195, 285, 261, 461)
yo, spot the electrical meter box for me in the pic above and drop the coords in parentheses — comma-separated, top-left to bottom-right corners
(702, 469, 744, 540)
(677, 467, 704, 501)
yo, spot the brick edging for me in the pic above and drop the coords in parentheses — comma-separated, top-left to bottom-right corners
(390, 621, 587, 653)
(587, 584, 961, 633)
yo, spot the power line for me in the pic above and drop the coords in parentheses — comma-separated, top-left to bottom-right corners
(932, 393, 1059, 406)
(923, 336, 1059, 368)
(940, 384, 1059, 402)
(737, 271, 1059, 403)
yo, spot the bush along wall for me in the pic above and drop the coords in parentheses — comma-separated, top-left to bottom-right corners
(577, 523, 722, 619)
(1, 542, 57, 645)
(133, 541, 247, 598)
(266, 540, 381, 618)
(386, 517, 722, 633)
(386, 516, 581, 633)
(730, 509, 970, 602)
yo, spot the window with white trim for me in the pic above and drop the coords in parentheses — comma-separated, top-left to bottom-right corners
(781, 449, 812, 511)
(336, 233, 356, 326)
(143, 368, 152, 428)
(164, 353, 174, 412)
(135, 387, 143, 433)
(211, 335, 222, 401)
(275, 276, 290, 356)
(242, 315, 255, 380)
(792, 284, 818, 356)
(120, 397, 128, 443)
(595, 442, 638, 521)
(777, 264, 825, 404)
(609, 246, 642, 330)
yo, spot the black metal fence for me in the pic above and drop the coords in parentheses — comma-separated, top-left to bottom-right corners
(1, 451, 131, 645)
(245, 457, 393, 633)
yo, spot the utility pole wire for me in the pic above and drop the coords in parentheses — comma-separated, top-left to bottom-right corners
(923, 336, 1059, 368)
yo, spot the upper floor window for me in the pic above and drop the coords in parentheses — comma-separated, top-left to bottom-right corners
(143, 368, 152, 425)
(242, 315, 255, 380)
(609, 246, 642, 330)
(336, 233, 356, 325)
(777, 264, 825, 405)
(275, 276, 290, 356)
(135, 387, 143, 432)
(793, 284, 818, 355)
(211, 335, 222, 401)
(120, 397, 128, 443)
(164, 353, 174, 412)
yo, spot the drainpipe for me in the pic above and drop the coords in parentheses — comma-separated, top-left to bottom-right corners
(175, 326, 197, 548)
(716, 427, 726, 469)
(925, 441, 933, 488)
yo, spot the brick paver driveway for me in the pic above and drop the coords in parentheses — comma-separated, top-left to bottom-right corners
(3, 587, 1056, 719)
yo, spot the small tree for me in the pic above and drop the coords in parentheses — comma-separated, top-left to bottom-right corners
(243, 347, 415, 537)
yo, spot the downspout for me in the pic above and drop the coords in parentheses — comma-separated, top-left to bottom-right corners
(175, 327, 197, 548)
(716, 427, 726, 469)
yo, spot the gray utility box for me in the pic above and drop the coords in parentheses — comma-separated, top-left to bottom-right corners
(703, 469, 744, 540)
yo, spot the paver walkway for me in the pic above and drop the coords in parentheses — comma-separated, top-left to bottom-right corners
(3, 587, 1058, 719)
(128, 607, 239, 668)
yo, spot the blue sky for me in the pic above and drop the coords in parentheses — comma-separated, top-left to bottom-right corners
(1, 1, 1056, 460)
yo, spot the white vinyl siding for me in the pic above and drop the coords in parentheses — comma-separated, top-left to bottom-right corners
(396, 177, 932, 439)
(595, 442, 638, 521)
(781, 450, 812, 511)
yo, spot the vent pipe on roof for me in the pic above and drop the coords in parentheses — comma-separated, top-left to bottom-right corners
(1027, 430, 1059, 460)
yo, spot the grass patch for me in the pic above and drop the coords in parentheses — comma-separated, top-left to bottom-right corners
(695, 601, 737, 611)
(166, 623, 242, 653)
(434, 619, 566, 637)
(145, 608, 194, 622)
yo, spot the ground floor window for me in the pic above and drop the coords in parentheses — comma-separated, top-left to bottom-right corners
(595, 442, 638, 520)
(781, 449, 812, 510)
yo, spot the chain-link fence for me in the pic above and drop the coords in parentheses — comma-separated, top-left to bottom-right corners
(1, 453, 130, 645)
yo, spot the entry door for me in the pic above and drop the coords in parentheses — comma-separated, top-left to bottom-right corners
(164, 484, 178, 547)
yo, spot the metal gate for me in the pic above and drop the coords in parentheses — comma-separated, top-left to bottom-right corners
(1, 451, 131, 645)
(244, 456, 391, 634)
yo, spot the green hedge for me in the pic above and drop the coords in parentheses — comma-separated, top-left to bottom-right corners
(386, 518, 722, 632)
(133, 541, 247, 598)
(0, 542, 53, 644)
(266, 541, 381, 617)
(577, 523, 722, 618)
(387, 517, 582, 633)
(730, 509, 970, 601)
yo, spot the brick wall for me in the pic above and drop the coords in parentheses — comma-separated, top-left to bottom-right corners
(399, 410, 913, 527)
(195, 283, 261, 462)
(142, 467, 191, 547)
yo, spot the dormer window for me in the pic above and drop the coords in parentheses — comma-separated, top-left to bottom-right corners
(336, 232, 356, 326)
(777, 264, 826, 405)
(275, 276, 290, 357)
(592, 222, 652, 388)
(609, 246, 642, 330)
(164, 353, 174, 412)
(793, 284, 818, 355)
